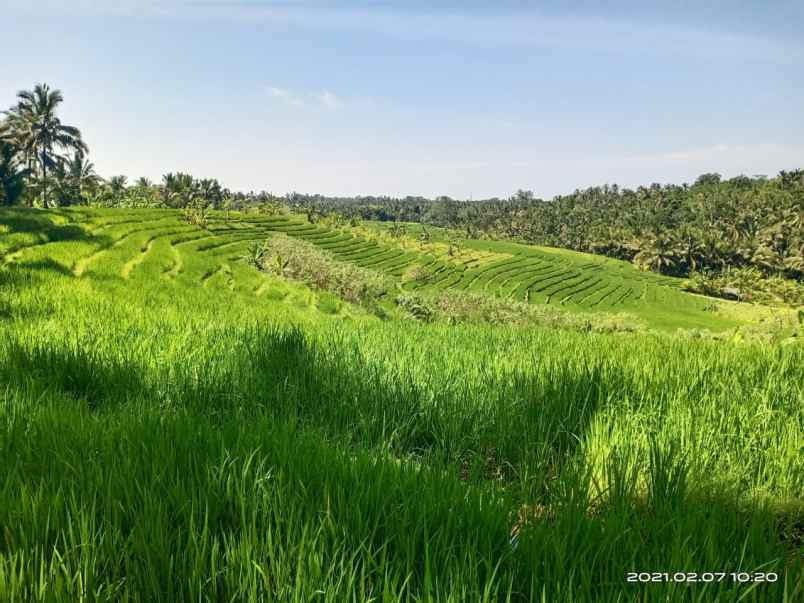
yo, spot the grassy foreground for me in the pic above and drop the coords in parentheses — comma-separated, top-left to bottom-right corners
(0, 208, 802, 601)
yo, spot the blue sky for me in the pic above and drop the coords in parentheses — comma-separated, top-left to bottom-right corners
(2, 1, 803, 198)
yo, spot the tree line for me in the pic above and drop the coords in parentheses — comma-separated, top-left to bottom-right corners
(286, 177, 804, 282)
(0, 84, 251, 211)
(2, 83, 802, 283)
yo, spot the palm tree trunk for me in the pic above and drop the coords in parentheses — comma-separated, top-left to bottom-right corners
(26, 156, 34, 207)
(41, 150, 47, 209)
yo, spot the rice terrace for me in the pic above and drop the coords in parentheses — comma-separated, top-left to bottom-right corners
(2, 4, 804, 602)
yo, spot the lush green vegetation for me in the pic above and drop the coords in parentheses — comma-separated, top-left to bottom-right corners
(250, 233, 394, 309)
(3, 83, 801, 305)
(245, 216, 800, 334)
(248, 232, 643, 332)
(0, 207, 802, 601)
(285, 175, 804, 285)
(684, 267, 804, 306)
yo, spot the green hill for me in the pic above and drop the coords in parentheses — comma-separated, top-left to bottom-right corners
(0, 207, 791, 334)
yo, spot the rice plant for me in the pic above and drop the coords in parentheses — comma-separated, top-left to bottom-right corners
(0, 207, 801, 601)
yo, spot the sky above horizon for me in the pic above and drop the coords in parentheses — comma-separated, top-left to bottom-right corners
(2, 1, 804, 199)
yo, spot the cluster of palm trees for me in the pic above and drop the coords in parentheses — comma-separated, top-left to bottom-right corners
(0, 84, 234, 210)
(536, 178, 804, 280)
(0, 84, 88, 208)
(71, 173, 228, 209)
(160, 173, 228, 209)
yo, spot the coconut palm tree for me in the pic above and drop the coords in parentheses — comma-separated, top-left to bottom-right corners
(0, 84, 88, 208)
(106, 175, 128, 196)
(196, 178, 223, 208)
(65, 150, 100, 197)
(162, 172, 196, 208)
(675, 226, 707, 272)
(633, 234, 680, 274)
(49, 150, 99, 206)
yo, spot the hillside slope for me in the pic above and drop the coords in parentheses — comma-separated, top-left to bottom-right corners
(0, 208, 793, 333)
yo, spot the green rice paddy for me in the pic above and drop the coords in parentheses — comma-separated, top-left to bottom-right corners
(0, 207, 801, 601)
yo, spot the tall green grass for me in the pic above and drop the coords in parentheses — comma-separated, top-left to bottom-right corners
(0, 208, 801, 601)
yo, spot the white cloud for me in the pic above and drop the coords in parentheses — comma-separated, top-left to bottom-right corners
(266, 86, 304, 107)
(314, 90, 342, 109)
(264, 85, 343, 109)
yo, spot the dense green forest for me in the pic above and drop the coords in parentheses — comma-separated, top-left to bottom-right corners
(2, 84, 802, 288)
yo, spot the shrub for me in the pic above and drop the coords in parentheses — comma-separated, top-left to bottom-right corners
(254, 234, 395, 307)
(316, 292, 342, 315)
(405, 265, 435, 283)
(684, 267, 804, 306)
(182, 202, 209, 228)
(244, 241, 270, 268)
(396, 289, 645, 333)
(395, 294, 436, 322)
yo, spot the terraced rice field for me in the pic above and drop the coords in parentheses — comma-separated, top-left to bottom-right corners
(288, 222, 741, 331)
(0, 209, 331, 320)
(0, 208, 749, 331)
(405, 241, 683, 308)
(3, 211, 295, 281)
